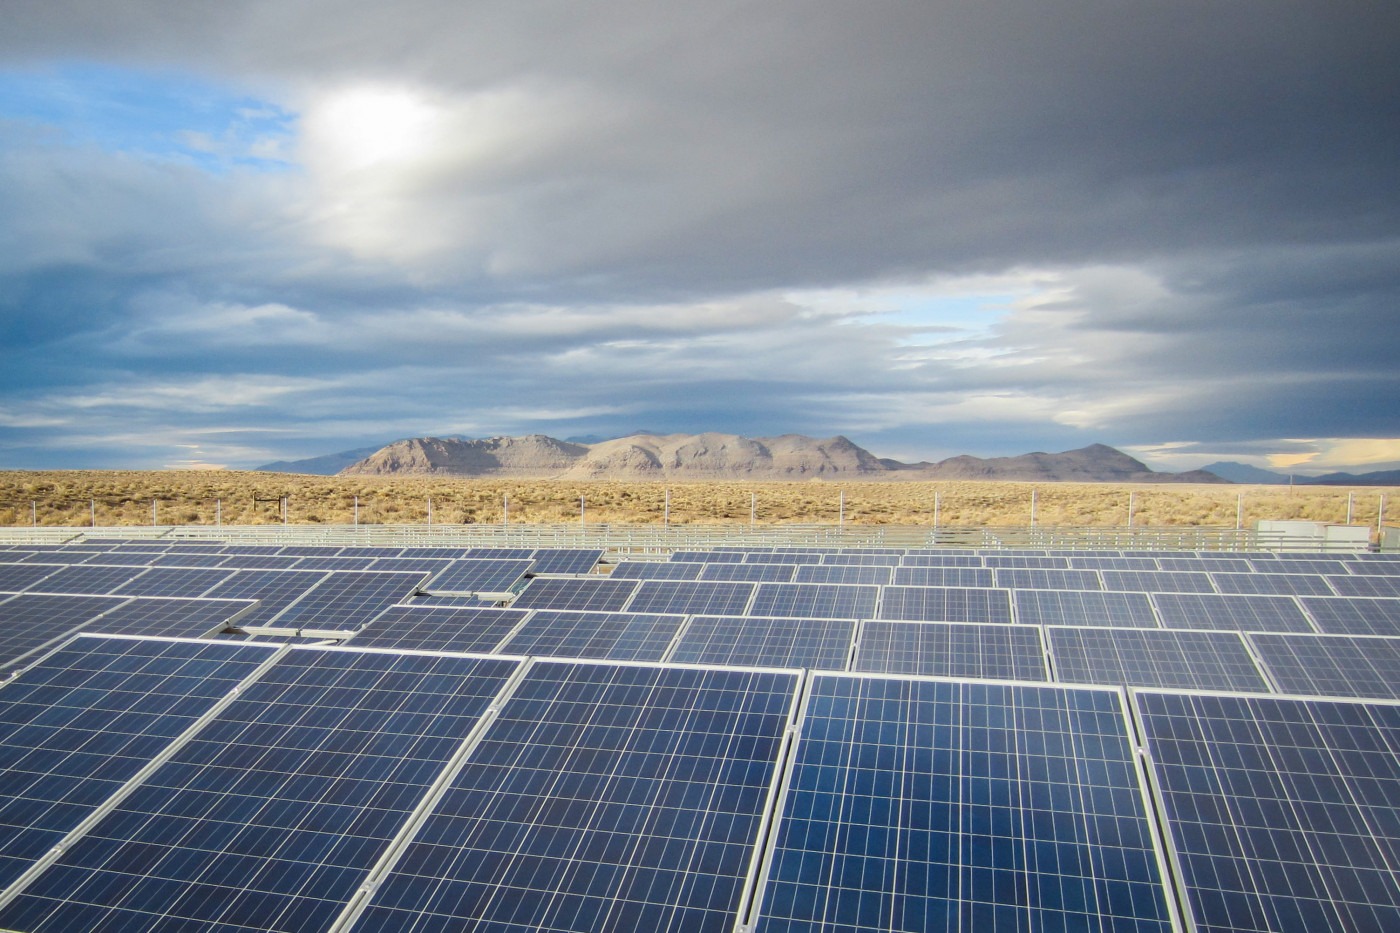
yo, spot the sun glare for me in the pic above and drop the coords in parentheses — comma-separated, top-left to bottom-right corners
(309, 85, 437, 171)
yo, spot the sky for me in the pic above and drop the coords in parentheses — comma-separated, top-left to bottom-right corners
(1, 1, 1397, 474)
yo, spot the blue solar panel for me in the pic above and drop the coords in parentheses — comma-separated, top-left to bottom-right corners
(670, 550, 744, 563)
(626, 579, 756, 616)
(0, 636, 278, 891)
(1299, 596, 1400, 636)
(269, 571, 427, 631)
(698, 562, 798, 583)
(289, 555, 381, 570)
(349, 606, 529, 653)
(1328, 574, 1400, 598)
(1341, 560, 1400, 576)
(607, 561, 704, 581)
(529, 548, 605, 575)
(994, 567, 1104, 590)
(83, 597, 257, 639)
(423, 558, 534, 595)
(1210, 571, 1337, 596)
(0, 648, 521, 933)
(792, 564, 893, 585)
(1068, 556, 1162, 571)
(1151, 592, 1316, 633)
(500, 610, 687, 662)
(110, 567, 233, 598)
(853, 621, 1048, 680)
(461, 547, 533, 559)
(203, 570, 329, 628)
(214, 554, 304, 570)
(25, 564, 146, 595)
(143, 552, 233, 568)
(1156, 557, 1252, 573)
(510, 577, 639, 612)
(748, 583, 879, 620)
(891, 566, 994, 587)
(1248, 633, 1400, 700)
(1101, 570, 1217, 593)
(0, 594, 130, 668)
(1134, 691, 1400, 933)
(1014, 589, 1160, 628)
(365, 556, 453, 573)
(898, 555, 985, 568)
(337, 546, 405, 558)
(755, 675, 1175, 932)
(353, 661, 799, 932)
(819, 553, 903, 566)
(877, 586, 1013, 623)
(745, 551, 823, 565)
(670, 615, 856, 670)
(276, 545, 344, 557)
(983, 554, 1070, 568)
(1046, 626, 1271, 691)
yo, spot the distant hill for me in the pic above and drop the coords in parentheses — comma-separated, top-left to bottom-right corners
(333, 434, 1228, 483)
(255, 446, 384, 475)
(1202, 461, 1400, 486)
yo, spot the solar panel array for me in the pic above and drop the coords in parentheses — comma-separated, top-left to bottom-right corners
(0, 538, 1397, 929)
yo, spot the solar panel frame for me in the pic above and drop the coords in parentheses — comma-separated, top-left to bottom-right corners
(0, 564, 63, 593)
(1247, 632, 1400, 700)
(500, 609, 688, 662)
(0, 594, 132, 669)
(747, 582, 879, 620)
(1101, 570, 1218, 594)
(348, 606, 531, 653)
(1327, 574, 1400, 598)
(268, 570, 428, 631)
(1298, 596, 1400, 636)
(852, 620, 1050, 681)
(891, 566, 995, 588)
(791, 564, 893, 586)
(422, 558, 534, 596)
(697, 562, 798, 583)
(81, 597, 259, 639)
(528, 548, 605, 575)
(668, 615, 856, 670)
(877, 586, 1014, 624)
(1045, 625, 1273, 691)
(1013, 588, 1161, 628)
(1151, 592, 1317, 633)
(202, 569, 331, 628)
(624, 579, 757, 616)
(509, 577, 640, 613)
(606, 561, 704, 581)
(993, 567, 1105, 590)
(1210, 571, 1338, 596)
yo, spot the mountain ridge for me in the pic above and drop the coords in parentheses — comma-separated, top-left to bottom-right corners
(314, 433, 1230, 483)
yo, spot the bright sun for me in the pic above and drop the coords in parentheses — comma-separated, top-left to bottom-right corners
(309, 86, 437, 172)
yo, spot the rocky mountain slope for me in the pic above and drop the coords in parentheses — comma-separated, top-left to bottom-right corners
(330, 434, 1227, 482)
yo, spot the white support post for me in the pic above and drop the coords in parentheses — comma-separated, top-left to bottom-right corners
(1347, 492, 1355, 525)
(1236, 492, 1244, 530)
(427, 497, 433, 526)
(664, 488, 670, 529)
(282, 497, 288, 527)
(580, 496, 586, 526)
(1030, 488, 1038, 528)
(750, 492, 756, 529)
(30, 501, 36, 527)
(503, 494, 509, 526)
(353, 496, 358, 526)
(152, 499, 157, 526)
(216, 498, 222, 527)
(90, 499, 96, 527)
(1379, 495, 1387, 537)
(933, 492, 940, 531)
(839, 491, 845, 528)
(1127, 491, 1135, 527)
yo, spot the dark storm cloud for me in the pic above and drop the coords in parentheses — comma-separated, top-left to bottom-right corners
(0, 1, 1396, 469)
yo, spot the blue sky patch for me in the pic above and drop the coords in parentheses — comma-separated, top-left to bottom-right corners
(0, 62, 295, 172)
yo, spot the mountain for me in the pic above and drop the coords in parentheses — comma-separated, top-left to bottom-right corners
(255, 446, 384, 475)
(340, 435, 588, 477)
(1201, 461, 1400, 486)
(334, 434, 1227, 483)
(1306, 469, 1400, 486)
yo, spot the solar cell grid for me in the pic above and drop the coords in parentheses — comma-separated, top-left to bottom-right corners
(1253, 558, 1353, 574)
(853, 620, 1048, 681)
(669, 615, 855, 670)
(1248, 633, 1400, 700)
(287, 555, 381, 570)
(1134, 691, 1400, 933)
(202, 570, 329, 627)
(697, 562, 797, 583)
(877, 586, 1013, 623)
(0, 564, 62, 592)
(528, 548, 605, 575)
(270, 571, 427, 631)
(110, 566, 232, 598)
(0, 648, 522, 933)
(625, 579, 756, 616)
(1327, 574, 1400, 597)
(354, 660, 800, 933)
(461, 547, 533, 560)
(83, 597, 258, 639)
(349, 606, 529, 653)
(669, 550, 744, 563)
(1210, 571, 1337, 596)
(142, 553, 232, 568)
(1067, 556, 1162, 570)
(423, 558, 533, 595)
(606, 561, 704, 581)
(1299, 596, 1400, 636)
(1156, 557, 1251, 573)
(743, 551, 823, 565)
(25, 564, 147, 595)
(982, 555, 1070, 569)
(817, 553, 903, 566)
(1101, 570, 1218, 594)
(791, 563, 892, 585)
(1013, 588, 1160, 628)
(1151, 592, 1316, 633)
(500, 609, 686, 662)
(365, 556, 452, 573)
(1341, 560, 1400, 575)
(0, 593, 130, 668)
(747, 582, 879, 620)
(0, 636, 279, 892)
(993, 567, 1104, 590)
(1046, 626, 1271, 691)
(755, 675, 1174, 932)
(214, 554, 304, 570)
(897, 555, 985, 568)
(509, 577, 639, 612)
(891, 566, 994, 587)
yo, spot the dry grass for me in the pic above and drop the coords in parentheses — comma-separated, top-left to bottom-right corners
(0, 471, 1395, 529)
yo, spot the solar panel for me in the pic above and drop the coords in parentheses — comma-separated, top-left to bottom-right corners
(276, 545, 344, 557)
(1299, 596, 1400, 636)
(853, 620, 1048, 680)
(1101, 570, 1217, 593)
(1151, 592, 1316, 633)
(1210, 571, 1337, 596)
(1068, 556, 1162, 571)
(500, 610, 687, 662)
(983, 554, 1071, 568)
(529, 548, 605, 575)
(270, 571, 427, 631)
(993, 567, 1104, 590)
(337, 546, 404, 558)
(877, 586, 1014, 623)
(898, 554, 985, 568)
(607, 561, 704, 581)
(1133, 691, 1400, 933)
(214, 554, 304, 570)
(0, 635, 278, 891)
(1341, 560, 1400, 576)
(1248, 633, 1400, 700)
(669, 615, 856, 670)
(1327, 575, 1400, 598)
(1046, 626, 1271, 691)
(670, 550, 744, 563)
(744, 551, 823, 565)
(350, 606, 529, 653)
(110, 567, 232, 598)
(1014, 589, 1160, 628)
(1252, 557, 1353, 574)
(461, 547, 533, 559)
(0, 648, 522, 933)
(510, 577, 639, 612)
(25, 564, 147, 595)
(289, 555, 381, 570)
(891, 566, 994, 587)
(0, 594, 130, 668)
(748, 583, 879, 620)
(351, 661, 800, 932)
(698, 562, 798, 583)
(83, 597, 258, 639)
(625, 579, 756, 615)
(365, 556, 453, 573)
(754, 675, 1175, 932)
(1156, 557, 1252, 573)
(143, 552, 232, 568)
(423, 558, 533, 595)
(819, 553, 903, 566)
(15, 551, 102, 565)
(203, 570, 330, 627)
(792, 564, 893, 585)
